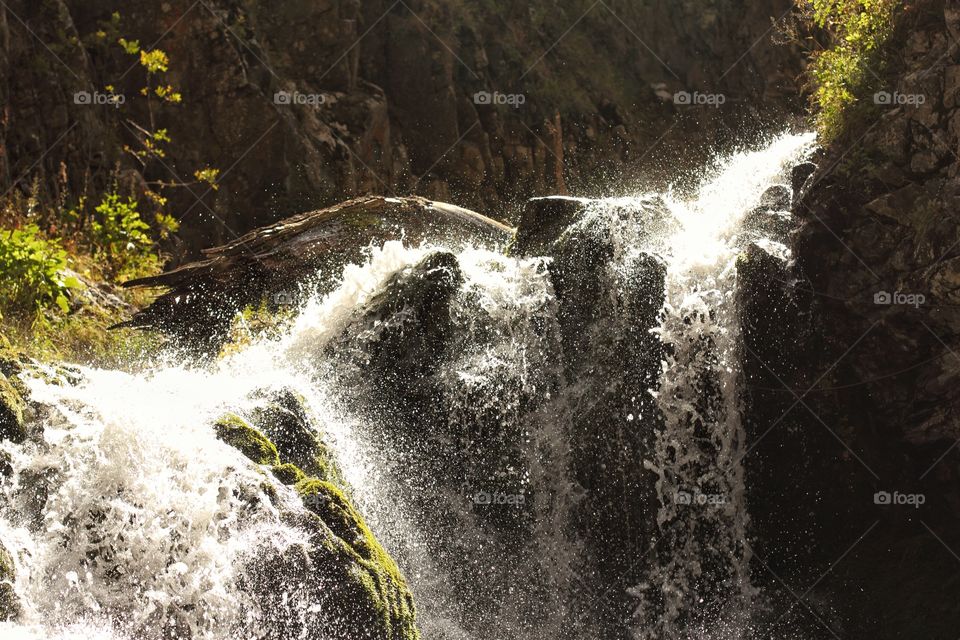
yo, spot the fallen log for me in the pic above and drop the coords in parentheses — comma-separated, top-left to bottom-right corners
(118, 196, 514, 348)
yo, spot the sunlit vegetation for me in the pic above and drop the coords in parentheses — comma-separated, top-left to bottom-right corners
(801, 0, 901, 140)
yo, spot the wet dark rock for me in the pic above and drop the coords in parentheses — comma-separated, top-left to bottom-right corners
(213, 412, 419, 640)
(515, 195, 667, 638)
(250, 389, 342, 483)
(332, 250, 465, 385)
(245, 496, 418, 640)
(743, 208, 795, 241)
(790, 161, 817, 199)
(759, 184, 792, 210)
(742, 184, 796, 241)
(511, 196, 595, 257)
(512, 195, 677, 259)
(738, 6, 960, 636)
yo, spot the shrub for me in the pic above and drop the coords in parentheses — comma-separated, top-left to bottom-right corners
(91, 193, 152, 255)
(0, 225, 80, 315)
(804, 0, 901, 140)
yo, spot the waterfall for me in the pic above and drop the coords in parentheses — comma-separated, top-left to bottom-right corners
(633, 132, 817, 638)
(0, 133, 815, 640)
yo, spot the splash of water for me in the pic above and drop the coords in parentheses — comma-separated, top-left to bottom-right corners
(635, 132, 817, 638)
(0, 132, 816, 640)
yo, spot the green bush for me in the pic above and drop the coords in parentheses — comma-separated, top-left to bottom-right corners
(91, 193, 151, 255)
(0, 225, 80, 314)
(89, 192, 161, 278)
(805, 0, 901, 140)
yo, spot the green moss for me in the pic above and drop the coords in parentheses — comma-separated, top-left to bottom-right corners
(270, 462, 306, 485)
(295, 478, 418, 640)
(213, 413, 280, 466)
(0, 374, 25, 444)
(250, 390, 345, 485)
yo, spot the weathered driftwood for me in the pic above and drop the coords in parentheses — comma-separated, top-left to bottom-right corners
(119, 196, 514, 345)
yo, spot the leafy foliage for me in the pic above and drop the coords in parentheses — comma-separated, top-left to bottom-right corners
(804, 0, 901, 140)
(90, 193, 152, 263)
(0, 225, 80, 315)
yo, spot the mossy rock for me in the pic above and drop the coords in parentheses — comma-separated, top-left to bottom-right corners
(213, 413, 280, 466)
(270, 462, 306, 485)
(250, 389, 343, 484)
(212, 410, 418, 638)
(296, 478, 418, 640)
(0, 544, 20, 621)
(0, 374, 26, 444)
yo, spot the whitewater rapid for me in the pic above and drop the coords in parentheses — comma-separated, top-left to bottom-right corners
(0, 132, 816, 640)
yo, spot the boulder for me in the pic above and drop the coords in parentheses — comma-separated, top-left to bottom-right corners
(213, 412, 419, 640)
(250, 389, 342, 484)
(790, 161, 817, 199)
(328, 250, 464, 392)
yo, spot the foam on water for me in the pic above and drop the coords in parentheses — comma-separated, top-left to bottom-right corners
(635, 132, 816, 639)
(0, 132, 817, 640)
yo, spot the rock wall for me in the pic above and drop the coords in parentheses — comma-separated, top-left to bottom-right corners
(742, 0, 960, 636)
(0, 0, 804, 256)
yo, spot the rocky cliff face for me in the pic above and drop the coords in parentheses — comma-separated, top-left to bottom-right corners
(0, 0, 803, 256)
(742, 0, 960, 636)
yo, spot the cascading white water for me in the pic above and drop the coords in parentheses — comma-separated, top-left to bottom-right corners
(0, 242, 438, 640)
(634, 132, 817, 638)
(0, 132, 815, 640)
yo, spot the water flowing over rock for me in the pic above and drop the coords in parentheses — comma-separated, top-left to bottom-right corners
(119, 196, 512, 349)
(0, 132, 821, 640)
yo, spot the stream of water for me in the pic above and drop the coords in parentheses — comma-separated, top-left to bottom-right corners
(0, 132, 816, 640)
